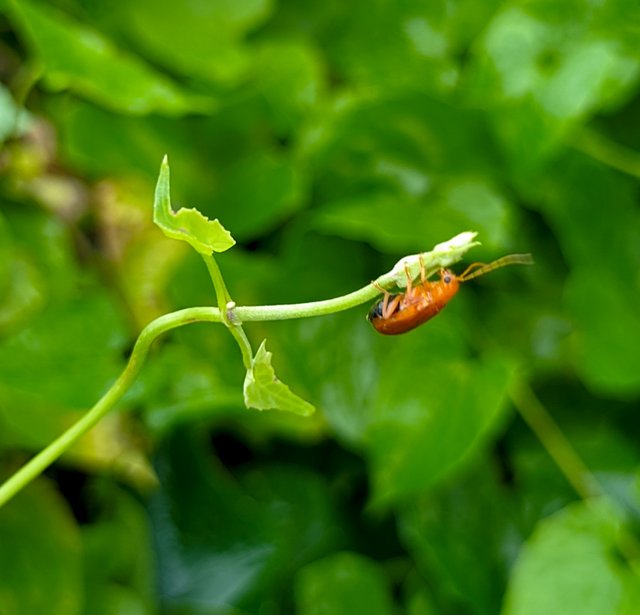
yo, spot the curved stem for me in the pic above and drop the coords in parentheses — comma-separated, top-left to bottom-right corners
(203, 254, 232, 309)
(509, 381, 601, 500)
(571, 127, 640, 179)
(0, 307, 221, 508)
(510, 382, 640, 577)
(233, 284, 380, 321)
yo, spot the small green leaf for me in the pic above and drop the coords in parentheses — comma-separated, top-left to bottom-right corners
(244, 340, 315, 416)
(153, 157, 235, 254)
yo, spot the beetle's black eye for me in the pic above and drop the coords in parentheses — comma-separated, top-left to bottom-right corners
(444, 274, 452, 284)
(368, 302, 383, 321)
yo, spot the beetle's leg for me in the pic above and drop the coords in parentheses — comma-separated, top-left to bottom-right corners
(403, 262, 414, 300)
(418, 254, 426, 285)
(371, 279, 404, 318)
(371, 280, 393, 318)
(383, 293, 402, 319)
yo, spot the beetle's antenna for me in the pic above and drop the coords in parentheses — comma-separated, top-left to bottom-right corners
(458, 253, 534, 282)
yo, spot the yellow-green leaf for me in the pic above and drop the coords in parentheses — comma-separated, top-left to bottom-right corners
(153, 157, 235, 254)
(244, 340, 315, 416)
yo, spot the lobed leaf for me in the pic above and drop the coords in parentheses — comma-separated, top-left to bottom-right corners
(153, 157, 235, 254)
(244, 340, 315, 416)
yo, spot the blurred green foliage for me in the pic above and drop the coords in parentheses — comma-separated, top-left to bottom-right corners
(1, 0, 640, 613)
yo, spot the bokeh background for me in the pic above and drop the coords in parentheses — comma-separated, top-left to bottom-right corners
(1, 1, 640, 613)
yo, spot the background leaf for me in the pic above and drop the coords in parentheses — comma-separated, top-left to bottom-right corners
(502, 501, 637, 615)
(150, 429, 342, 613)
(9, 1, 213, 115)
(0, 479, 82, 615)
(399, 462, 517, 614)
(105, 0, 273, 85)
(294, 552, 395, 615)
(367, 352, 515, 505)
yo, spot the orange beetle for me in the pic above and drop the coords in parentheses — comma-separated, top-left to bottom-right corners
(368, 254, 533, 335)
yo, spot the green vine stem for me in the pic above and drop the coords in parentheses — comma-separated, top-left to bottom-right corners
(233, 285, 380, 321)
(509, 381, 601, 500)
(571, 127, 640, 179)
(0, 231, 480, 508)
(203, 253, 232, 308)
(0, 281, 382, 508)
(202, 253, 253, 369)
